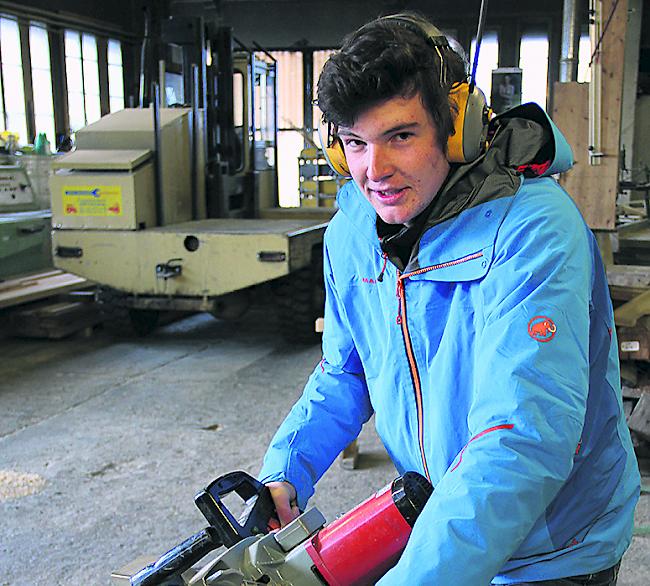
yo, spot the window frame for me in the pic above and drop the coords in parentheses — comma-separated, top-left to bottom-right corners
(64, 28, 104, 132)
(0, 8, 130, 147)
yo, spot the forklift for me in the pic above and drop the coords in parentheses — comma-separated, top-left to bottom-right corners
(50, 6, 330, 341)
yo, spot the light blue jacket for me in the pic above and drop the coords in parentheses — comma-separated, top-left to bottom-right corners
(260, 105, 640, 584)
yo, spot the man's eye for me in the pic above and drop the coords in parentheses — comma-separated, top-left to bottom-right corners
(395, 132, 413, 141)
(343, 139, 365, 148)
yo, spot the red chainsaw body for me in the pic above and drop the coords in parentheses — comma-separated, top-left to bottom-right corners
(304, 483, 413, 586)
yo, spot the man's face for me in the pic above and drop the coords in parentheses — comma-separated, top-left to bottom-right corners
(338, 93, 450, 225)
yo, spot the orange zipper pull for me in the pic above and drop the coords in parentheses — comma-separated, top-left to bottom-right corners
(396, 276, 404, 324)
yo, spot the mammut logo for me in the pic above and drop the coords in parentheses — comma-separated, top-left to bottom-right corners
(362, 277, 377, 284)
(528, 316, 556, 342)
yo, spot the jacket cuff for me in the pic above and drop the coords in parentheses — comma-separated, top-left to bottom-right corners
(258, 464, 315, 510)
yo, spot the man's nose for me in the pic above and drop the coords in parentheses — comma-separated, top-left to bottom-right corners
(366, 145, 393, 182)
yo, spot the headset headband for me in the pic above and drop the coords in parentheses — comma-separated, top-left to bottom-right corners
(379, 15, 465, 90)
(381, 14, 450, 50)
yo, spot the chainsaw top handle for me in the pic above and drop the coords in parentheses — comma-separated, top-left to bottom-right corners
(194, 470, 276, 548)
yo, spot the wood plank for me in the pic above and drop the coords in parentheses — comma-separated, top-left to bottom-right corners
(628, 391, 650, 440)
(609, 285, 648, 302)
(607, 264, 650, 288)
(0, 270, 89, 309)
(0, 270, 62, 292)
(552, 0, 628, 231)
(614, 289, 650, 327)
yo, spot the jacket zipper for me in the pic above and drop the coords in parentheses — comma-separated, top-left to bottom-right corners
(377, 253, 389, 282)
(396, 272, 431, 482)
(395, 251, 484, 483)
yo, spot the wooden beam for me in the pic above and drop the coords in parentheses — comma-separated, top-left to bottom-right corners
(552, 0, 628, 230)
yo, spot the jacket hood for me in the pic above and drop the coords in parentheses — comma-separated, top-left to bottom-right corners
(336, 102, 573, 240)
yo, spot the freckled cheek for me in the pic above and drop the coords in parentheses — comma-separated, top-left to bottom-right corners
(347, 160, 367, 185)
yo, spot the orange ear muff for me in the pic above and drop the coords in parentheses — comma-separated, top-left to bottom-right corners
(447, 82, 490, 164)
(324, 137, 351, 177)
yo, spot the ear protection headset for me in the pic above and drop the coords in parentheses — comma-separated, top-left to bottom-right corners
(321, 14, 491, 177)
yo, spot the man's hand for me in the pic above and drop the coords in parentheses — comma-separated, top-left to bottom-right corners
(266, 481, 300, 529)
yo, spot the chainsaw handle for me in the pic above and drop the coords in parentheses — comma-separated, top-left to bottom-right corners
(194, 471, 275, 548)
(130, 526, 219, 586)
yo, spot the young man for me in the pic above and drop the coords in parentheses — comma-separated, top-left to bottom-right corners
(259, 13, 640, 585)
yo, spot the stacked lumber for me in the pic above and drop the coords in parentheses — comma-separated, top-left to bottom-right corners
(6, 295, 103, 339)
(0, 269, 87, 309)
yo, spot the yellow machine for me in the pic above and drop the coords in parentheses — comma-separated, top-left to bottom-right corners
(51, 20, 330, 339)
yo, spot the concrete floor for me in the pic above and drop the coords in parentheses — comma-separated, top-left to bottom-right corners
(0, 309, 648, 585)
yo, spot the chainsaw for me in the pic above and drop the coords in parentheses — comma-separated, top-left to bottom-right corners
(114, 470, 433, 586)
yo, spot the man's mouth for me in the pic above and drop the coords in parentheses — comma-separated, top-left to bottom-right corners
(370, 187, 407, 201)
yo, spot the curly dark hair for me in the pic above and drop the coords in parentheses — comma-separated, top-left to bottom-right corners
(317, 13, 467, 150)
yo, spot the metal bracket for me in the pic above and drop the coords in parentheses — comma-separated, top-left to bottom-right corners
(156, 258, 183, 280)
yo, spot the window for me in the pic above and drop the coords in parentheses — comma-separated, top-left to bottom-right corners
(0, 17, 28, 143)
(272, 50, 303, 207)
(577, 32, 592, 83)
(470, 32, 499, 103)
(233, 71, 244, 128)
(0, 59, 4, 133)
(519, 32, 549, 108)
(312, 49, 335, 143)
(165, 73, 183, 106)
(82, 34, 100, 124)
(65, 30, 101, 132)
(107, 39, 124, 112)
(64, 31, 84, 132)
(29, 24, 55, 144)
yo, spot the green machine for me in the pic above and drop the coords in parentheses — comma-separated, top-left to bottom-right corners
(51, 13, 330, 339)
(0, 161, 52, 281)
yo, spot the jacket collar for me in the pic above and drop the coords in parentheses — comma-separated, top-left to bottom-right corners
(336, 103, 572, 276)
(407, 195, 515, 281)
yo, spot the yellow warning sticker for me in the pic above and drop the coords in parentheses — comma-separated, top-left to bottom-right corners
(62, 185, 123, 216)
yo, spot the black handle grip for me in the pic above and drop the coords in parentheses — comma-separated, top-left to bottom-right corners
(18, 224, 46, 234)
(130, 526, 220, 586)
(194, 471, 275, 548)
(55, 246, 83, 258)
